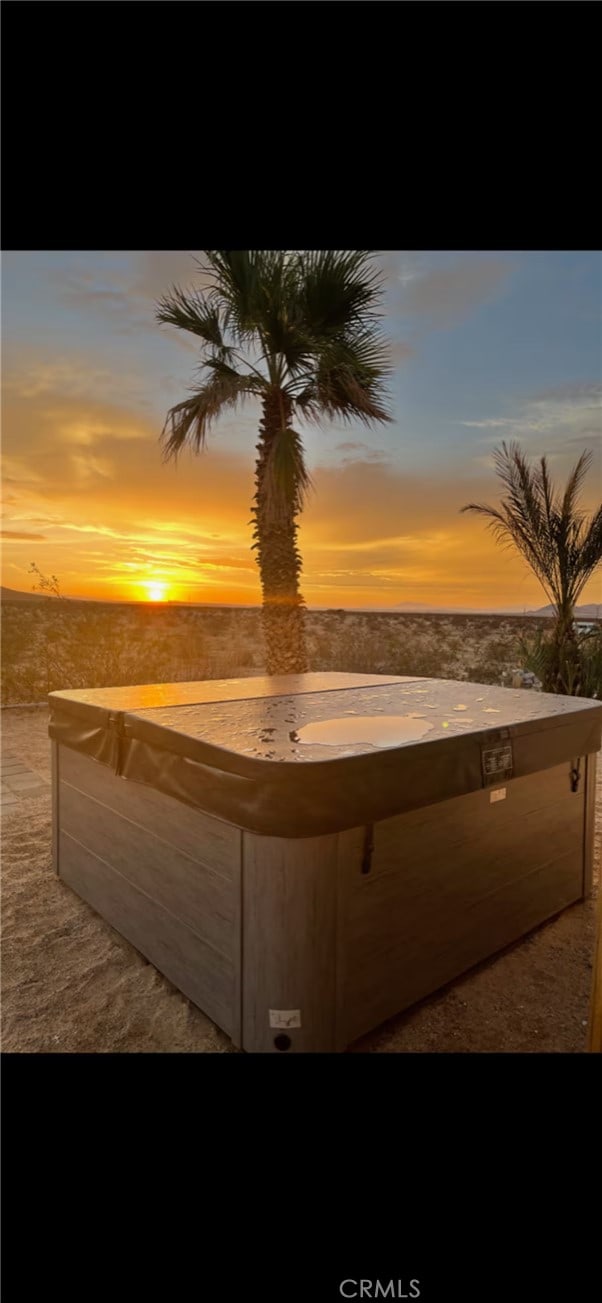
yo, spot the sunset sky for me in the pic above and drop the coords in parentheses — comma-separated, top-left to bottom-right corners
(2, 249, 601, 609)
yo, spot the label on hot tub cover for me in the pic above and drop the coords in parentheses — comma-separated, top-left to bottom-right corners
(269, 1010, 302, 1029)
(481, 742, 513, 784)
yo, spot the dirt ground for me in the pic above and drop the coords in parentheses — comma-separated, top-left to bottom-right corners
(1, 708, 599, 1053)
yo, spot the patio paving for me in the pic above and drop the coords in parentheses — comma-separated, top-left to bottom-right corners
(1, 749, 49, 808)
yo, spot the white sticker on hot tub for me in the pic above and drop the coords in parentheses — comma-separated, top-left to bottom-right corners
(269, 1010, 301, 1029)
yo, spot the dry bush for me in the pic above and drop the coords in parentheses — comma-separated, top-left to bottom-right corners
(1, 601, 267, 703)
(2, 602, 549, 704)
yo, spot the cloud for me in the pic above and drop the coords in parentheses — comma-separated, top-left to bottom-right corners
(3, 382, 160, 502)
(456, 382, 602, 460)
(305, 461, 474, 546)
(401, 257, 513, 326)
(1, 369, 257, 573)
(70, 452, 114, 483)
(334, 441, 389, 463)
(378, 252, 425, 302)
(3, 360, 117, 401)
(57, 271, 147, 336)
(458, 418, 522, 430)
(388, 339, 414, 364)
(133, 251, 212, 300)
(2, 353, 163, 423)
(529, 381, 602, 404)
(0, 530, 46, 540)
(55, 252, 210, 341)
(197, 555, 256, 571)
(378, 252, 513, 329)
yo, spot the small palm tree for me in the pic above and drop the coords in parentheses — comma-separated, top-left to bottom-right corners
(461, 442, 602, 692)
(156, 251, 392, 674)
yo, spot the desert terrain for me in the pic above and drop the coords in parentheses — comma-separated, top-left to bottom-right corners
(1, 598, 600, 1053)
(1, 596, 557, 706)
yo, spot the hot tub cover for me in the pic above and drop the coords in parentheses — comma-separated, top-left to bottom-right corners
(49, 673, 602, 837)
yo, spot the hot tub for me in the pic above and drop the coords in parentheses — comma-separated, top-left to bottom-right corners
(49, 672, 602, 1052)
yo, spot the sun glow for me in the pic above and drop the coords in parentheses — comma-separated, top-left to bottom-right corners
(144, 581, 167, 602)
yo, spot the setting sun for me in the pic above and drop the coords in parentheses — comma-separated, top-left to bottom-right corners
(144, 581, 167, 602)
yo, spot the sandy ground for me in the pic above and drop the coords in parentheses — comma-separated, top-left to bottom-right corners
(1, 708, 599, 1053)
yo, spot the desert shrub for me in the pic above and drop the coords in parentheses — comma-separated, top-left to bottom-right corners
(1, 597, 273, 702)
(579, 630, 602, 698)
(484, 636, 517, 663)
(177, 630, 206, 661)
(322, 638, 380, 673)
(308, 636, 335, 666)
(232, 646, 257, 669)
(1, 604, 178, 701)
(465, 664, 506, 686)
(458, 634, 521, 688)
(202, 610, 236, 636)
(325, 639, 448, 680)
(518, 626, 602, 698)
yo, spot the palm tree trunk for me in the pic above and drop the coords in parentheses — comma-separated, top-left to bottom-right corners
(251, 391, 308, 675)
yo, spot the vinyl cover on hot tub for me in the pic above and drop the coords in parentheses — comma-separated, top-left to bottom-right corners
(49, 674, 602, 837)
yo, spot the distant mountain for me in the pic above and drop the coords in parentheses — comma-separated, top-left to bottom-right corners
(392, 602, 522, 615)
(391, 600, 602, 618)
(393, 601, 446, 612)
(0, 585, 50, 602)
(530, 604, 602, 619)
(1, 584, 600, 619)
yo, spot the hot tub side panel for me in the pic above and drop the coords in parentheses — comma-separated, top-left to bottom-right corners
(241, 832, 339, 1053)
(583, 752, 597, 898)
(589, 858, 602, 1054)
(586, 754, 601, 1052)
(336, 759, 589, 1047)
(54, 744, 243, 1044)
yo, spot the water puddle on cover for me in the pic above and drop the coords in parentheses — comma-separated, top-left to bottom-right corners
(296, 714, 434, 748)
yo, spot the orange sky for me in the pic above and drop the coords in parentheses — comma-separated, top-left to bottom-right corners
(2, 398, 599, 610)
(2, 250, 601, 610)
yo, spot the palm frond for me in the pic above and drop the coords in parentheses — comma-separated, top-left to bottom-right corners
(537, 455, 555, 532)
(570, 503, 602, 600)
(156, 287, 230, 353)
(461, 495, 557, 603)
(259, 427, 314, 523)
(157, 249, 393, 446)
(292, 325, 392, 426)
(318, 371, 391, 425)
(461, 442, 602, 617)
(297, 251, 384, 338)
(201, 355, 266, 389)
(561, 449, 592, 522)
(160, 369, 258, 460)
(492, 443, 545, 543)
(293, 384, 326, 424)
(314, 347, 392, 424)
(199, 250, 266, 343)
(238, 251, 312, 377)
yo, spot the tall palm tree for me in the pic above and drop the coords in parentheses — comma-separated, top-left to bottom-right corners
(156, 251, 392, 674)
(461, 442, 602, 692)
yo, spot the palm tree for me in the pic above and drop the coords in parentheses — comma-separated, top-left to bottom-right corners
(461, 442, 602, 692)
(156, 251, 392, 674)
